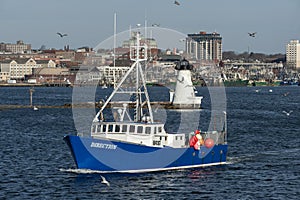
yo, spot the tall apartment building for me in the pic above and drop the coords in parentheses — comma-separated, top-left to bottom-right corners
(286, 40, 300, 69)
(186, 31, 222, 62)
(0, 40, 31, 53)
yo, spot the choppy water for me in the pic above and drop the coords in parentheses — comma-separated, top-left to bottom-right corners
(0, 86, 299, 199)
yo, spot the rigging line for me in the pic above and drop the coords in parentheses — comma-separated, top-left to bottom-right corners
(138, 62, 154, 123)
(93, 61, 138, 122)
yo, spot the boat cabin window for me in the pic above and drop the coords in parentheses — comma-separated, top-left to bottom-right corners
(92, 125, 96, 133)
(115, 125, 120, 132)
(158, 126, 162, 133)
(122, 125, 127, 132)
(145, 127, 151, 134)
(137, 126, 143, 133)
(102, 125, 107, 133)
(96, 125, 101, 132)
(129, 125, 135, 133)
(108, 124, 113, 132)
(175, 136, 183, 140)
(154, 127, 157, 134)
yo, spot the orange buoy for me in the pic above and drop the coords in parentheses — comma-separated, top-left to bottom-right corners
(204, 138, 214, 148)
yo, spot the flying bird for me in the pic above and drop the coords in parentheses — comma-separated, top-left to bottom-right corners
(152, 23, 160, 27)
(283, 92, 289, 97)
(174, 1, 180, 6)
(100, 175, 110, 187)
(177, 76, 184, 83)
(282, 110, 293, 116)
(248, 32, 257, 37)
(57, 32, 68, 37)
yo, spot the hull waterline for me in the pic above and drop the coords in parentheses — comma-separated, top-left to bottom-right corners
(64, 135, 228, 173)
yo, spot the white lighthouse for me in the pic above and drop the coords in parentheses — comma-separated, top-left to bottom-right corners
(171, 59, 203, 109)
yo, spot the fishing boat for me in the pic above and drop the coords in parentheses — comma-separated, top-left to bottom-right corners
(64, 33, 228, 173)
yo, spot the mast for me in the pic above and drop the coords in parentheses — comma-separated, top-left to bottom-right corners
(144, 19, 147, 46)
(93, 32, 153, 123)
(135, 32, 140, 121)
(113, 12, 117, 88)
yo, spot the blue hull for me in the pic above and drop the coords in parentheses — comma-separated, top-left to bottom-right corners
(64, 135, 228, 173)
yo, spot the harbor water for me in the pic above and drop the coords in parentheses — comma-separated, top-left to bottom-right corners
(0, 86, 299, 199)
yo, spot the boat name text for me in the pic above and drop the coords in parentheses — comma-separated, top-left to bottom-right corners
(90, 142, 117, 150)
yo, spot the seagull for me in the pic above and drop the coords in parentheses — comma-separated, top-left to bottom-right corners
(57, 32, 68, 37)
(100, 175, 110, 187)
(174, 1, 180, 6)
(177, 77, 184, 83)
(154, 106, 159, 113)
(248, 32, 257, 37)
(283, 92, 289, 97)
(282, 110, 293, 116)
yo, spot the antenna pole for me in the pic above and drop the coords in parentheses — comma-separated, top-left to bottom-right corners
(145, 19, 147, 45)
(113, 12, 117, 88)
(135, 33, 140, 121)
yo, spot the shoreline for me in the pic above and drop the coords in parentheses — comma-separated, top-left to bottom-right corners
(0, 83, 72, 87)
(0, 83, 298, 87)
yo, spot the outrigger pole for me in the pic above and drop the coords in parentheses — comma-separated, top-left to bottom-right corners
(93, 33, 153, 123)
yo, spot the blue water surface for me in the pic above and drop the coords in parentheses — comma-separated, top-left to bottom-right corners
(0, 86, 299, 199)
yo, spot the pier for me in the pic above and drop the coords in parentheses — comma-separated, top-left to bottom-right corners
(0, 102, 202, 110)
(0, 83, 72, 87)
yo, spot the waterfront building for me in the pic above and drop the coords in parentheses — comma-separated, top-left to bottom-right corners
(286, 40, 300, 69)
(0, 58, 56, 81)
(0, 40, 31, 53)
(73, 65, 130, 86)
(186, 31, 222, 63)
(98, 66, 130, 85)
(35, 59, 56, 68)
(30, 67, 73, 84)
(8, 58, 37, 80)
(122, 31, 159, 60)
(0, 60, 12, 82)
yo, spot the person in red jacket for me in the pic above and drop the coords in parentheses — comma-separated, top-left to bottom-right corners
(189, 130, 204, 150)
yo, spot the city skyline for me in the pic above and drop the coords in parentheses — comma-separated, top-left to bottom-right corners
(1, 0, 299, 54)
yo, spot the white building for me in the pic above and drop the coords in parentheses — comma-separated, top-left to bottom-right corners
(286, 40, 300, 69)
(0, 60, 12, 82)
(0, 40, 31, 53)
(74, 66, 130, 85)
(98, 66, 130, 85)
(0, 58, 56, 81)
(186, 32, 222, 63)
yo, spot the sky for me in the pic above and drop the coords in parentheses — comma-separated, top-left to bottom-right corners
(1, 0, 299, 54)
